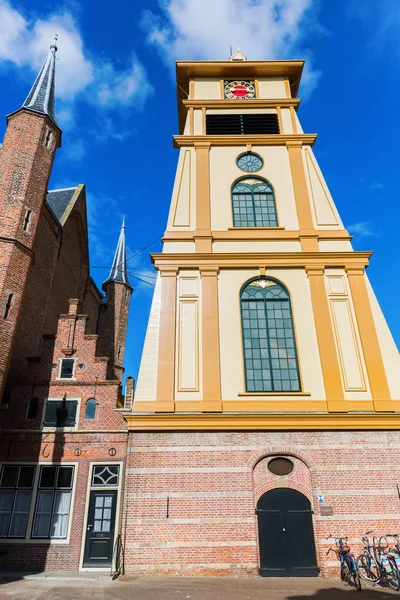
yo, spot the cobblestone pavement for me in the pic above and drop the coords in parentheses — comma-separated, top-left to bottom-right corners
(0, 576, 399, 600)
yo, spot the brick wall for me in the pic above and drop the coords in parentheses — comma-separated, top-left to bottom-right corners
(0, 110, 60, 397)
(123, 430, 400, 577)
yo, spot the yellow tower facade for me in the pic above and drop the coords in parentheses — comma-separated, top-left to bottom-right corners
(125, 56, 400, 577)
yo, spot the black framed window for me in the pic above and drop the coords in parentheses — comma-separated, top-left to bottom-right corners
(31, 466, 74, 539)
(232, 177, 277, 227)
(241, 278, 300, 392)
(43, 399, 78, 428)
(60, 359, 74, 379)
(0, 465, 35, 538)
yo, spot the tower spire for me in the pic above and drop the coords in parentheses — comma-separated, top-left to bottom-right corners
(103, 219, 132, 290)
(22, 36, 58, 123)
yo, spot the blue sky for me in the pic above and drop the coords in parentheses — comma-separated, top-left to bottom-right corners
(0, 0, 399, 382)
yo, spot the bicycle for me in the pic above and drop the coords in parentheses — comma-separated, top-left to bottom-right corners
(327, 535, 361, 591)
(357, 531, 400, 591)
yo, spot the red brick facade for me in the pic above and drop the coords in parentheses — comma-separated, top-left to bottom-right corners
(123, 431, 400, 577)
(0, 103, 130, 572)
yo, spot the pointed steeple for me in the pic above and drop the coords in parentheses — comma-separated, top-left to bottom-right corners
(103, 219, 132, 290)
(22, 37, 58, 123)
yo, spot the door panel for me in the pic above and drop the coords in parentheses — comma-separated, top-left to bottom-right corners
(257, 488, 318, 577)
(83, 490, 117, 567)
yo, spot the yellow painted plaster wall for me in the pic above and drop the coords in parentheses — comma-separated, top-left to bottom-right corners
(257, 77, 287, 98)
(134, 275, 161, 401)
(209, 145, 299, 231)
(366, 276, 400, 399)
(167, 148, 196, 231)
(218, 268, 326, 401)
(193, 78, 221, 99)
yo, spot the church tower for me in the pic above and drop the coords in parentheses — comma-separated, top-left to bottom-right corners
(0, 41, 61, 399)
(131, 53, 400, 416)
(124, 53, 400, 577)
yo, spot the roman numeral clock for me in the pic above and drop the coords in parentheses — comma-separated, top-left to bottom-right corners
(224, 80, 256, 99)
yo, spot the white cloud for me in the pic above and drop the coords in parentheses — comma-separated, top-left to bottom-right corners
(347, 221, 378, 238)
(0, 0, 152, 131)
(141, 0, 323, 97)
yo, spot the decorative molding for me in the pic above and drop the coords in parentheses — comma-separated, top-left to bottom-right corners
(174, 134, 317, 148)
(151, 251, 372, 270)
(162, 229, 352, 243)
(125, 412, 400, 432)
(183, 99, 300, 110)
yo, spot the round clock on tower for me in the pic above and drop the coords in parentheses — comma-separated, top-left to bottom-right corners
(224, 80, 256, 99)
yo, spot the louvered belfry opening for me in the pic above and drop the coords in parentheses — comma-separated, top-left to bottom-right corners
(206, 113, 280, 135)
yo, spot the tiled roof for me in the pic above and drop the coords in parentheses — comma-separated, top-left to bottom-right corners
(23, 44, 57, 122)
(46, 187, 78, 225)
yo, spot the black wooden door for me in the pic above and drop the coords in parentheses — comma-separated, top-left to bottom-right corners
(257, 488, 318, 577)
(83, 490, 117, 567)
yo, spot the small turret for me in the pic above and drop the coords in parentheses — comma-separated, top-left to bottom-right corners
(99, 220, 132, 381)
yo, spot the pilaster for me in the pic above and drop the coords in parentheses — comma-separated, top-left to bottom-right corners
(200, 267, 222, 412)
(346, 268, 392, 410)
(194, 142, 211, 252)
(286, 141, 318, 252)
(155, 267, 178, 412)
(306, 266, 344, 411)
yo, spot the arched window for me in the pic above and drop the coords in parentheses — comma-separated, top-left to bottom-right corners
(84, 398, 96, 420)
(26, 397, 39, 420)
(232, 177, 277, 227)
(241, 278, 300, 392)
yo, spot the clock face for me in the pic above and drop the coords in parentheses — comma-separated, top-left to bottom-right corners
(237, 152, 263, 172)
(224, 80, 256, 100)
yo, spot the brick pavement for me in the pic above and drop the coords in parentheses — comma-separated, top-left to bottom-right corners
(0, 577, 399, 600)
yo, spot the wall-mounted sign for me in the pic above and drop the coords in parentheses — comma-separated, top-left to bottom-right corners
(317, 494, 324, 504)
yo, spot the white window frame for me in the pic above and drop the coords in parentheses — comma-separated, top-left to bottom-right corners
(0, 461, 78, 544)
(41, 397, 80, 432)
(58, 358, 76, 380)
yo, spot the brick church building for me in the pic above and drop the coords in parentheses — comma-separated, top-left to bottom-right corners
(0, 42, 132, 571)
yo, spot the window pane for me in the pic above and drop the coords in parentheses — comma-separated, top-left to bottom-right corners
(40, 466, 57, 488)
(32, 490, 53, 537)
(60, 359, 74, 378)
(1, 466, 18, 488)
(18, 466, 35, 488)
(84, 399, 96, 420)
(93, 465, 119, 487)
(0, 512, 11, 537)
(13, 490, 31, 512)
(51, 490, 71, 538)
(57, 467, 73, 489)
(0, 490, 14, 511)
(241, 279, 300, 392)
(9, 512, 29, 537)
(43, 401, 77, 427)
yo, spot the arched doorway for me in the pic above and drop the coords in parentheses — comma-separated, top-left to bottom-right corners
(257, 488, 318, 577)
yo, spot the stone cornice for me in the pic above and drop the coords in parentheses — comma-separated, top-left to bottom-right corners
(173, 134, 317, 148)
(125, 412, 400, 431)
(151, 251, 372, 270)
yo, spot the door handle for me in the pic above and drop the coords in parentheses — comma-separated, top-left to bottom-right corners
(87, 524, 93, 531)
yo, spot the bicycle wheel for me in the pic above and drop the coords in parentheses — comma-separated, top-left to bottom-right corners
(356, 553, 380, 582)
(385, 557, 400, 591)
(350, 558, 362, 591)
(341, 562, 349, 582)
